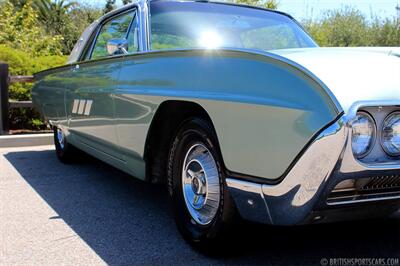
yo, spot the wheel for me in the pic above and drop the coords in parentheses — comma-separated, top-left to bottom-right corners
(167, 118, 236, 246)
(54, 127, 79, 163)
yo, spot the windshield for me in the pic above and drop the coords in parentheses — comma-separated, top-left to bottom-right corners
(150, 2, 317, 51)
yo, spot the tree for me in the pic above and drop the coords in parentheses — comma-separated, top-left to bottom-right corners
(303, 7, 368, 46)
(369, 16, 400, 46)
(302, 6, 400, 47)
(232, 0, 278, 10)
(8, 0, 29, 9)
(0, 0, 63, 56)
(0, 0, 66, 129)
(68, 4, 102, 34)
(104, 0, 116, 14)
(32, 0, 79, 53)
(34, 0, 76, 35)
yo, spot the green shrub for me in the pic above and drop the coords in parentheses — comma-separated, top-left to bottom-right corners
(303, 6, 400, 47)
(0, 45, 67, 130)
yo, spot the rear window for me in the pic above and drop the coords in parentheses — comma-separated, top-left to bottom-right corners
(150, 2, 317, 51)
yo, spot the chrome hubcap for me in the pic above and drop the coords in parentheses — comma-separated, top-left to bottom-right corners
(182, 144, 220, 225)
(56, 128, 65, 149)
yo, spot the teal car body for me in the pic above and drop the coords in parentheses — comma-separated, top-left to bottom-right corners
(34, 49, 339, 180)
(32, 0, 400, 226)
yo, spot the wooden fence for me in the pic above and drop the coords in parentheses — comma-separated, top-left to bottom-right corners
(0, 63, 35, 135)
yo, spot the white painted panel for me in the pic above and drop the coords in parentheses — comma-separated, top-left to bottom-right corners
(78, 100, 86, 115)
(72, 99, 80, 114)
(84, 100, 93, 116)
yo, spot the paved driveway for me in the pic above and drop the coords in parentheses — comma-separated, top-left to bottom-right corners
(1, 145, 399, 265)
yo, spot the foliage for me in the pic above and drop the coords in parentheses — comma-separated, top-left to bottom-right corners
(0, 45, 67, 129)
(0, 0, 399, 130)
(66, 4, 102, 50)
(33, 0, 78, 54)
(303, 6, 400, 47)
(0, 45, 66, 100)
(232, 0, 279, 10)
(368, 17, 400, 46)
(104, 0, 116, 14)
(8, 0, 29, 9)
(4, 0, 102, 54)
(0, 0, 63, 56)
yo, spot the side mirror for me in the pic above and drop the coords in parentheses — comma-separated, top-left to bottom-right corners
(106, 38, 129, 56)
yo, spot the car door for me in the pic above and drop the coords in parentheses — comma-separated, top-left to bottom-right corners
(65, 10, 137, 161)
(113, 10, 151, 178)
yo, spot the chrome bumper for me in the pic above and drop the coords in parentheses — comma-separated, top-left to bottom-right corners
(227, 102, 400, 225)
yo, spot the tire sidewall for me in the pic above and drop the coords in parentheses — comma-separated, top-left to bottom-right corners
(167, 118, 233, 243)
(54, 127, 73, 163)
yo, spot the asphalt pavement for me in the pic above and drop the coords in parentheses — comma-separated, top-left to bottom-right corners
(1, 145, 399, 265)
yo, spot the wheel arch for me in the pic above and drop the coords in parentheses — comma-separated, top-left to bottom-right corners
(144, 100, 224, 184)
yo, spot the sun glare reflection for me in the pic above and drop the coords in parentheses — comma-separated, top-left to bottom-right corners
(198, 31, 223, 49)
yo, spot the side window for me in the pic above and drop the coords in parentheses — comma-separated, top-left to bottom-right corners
(90, 10, 138, 60)
(241, 25, 299, 51)
(151, 13, 196, 50)
(151, 32, 196, 50)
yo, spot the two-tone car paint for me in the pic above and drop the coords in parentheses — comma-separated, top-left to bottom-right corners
(33, 6, 342, 181)
(32, 0, 400, 228)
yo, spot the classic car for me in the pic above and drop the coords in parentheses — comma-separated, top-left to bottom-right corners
(32, 0, 400, 244)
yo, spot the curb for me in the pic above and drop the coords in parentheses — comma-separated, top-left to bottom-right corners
(0, 133, 53, 148)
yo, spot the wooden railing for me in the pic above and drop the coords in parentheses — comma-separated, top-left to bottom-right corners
(0, 64, 35, 135)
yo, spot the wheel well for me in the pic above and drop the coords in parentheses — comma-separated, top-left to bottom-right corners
(144, 100, 215, 184)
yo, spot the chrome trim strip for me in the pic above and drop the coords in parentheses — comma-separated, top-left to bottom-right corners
(138, 0, 150, 52)
(327, 194, 400, 206)
(346, 100, 400, 121)
(259, 189, 273, 224)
